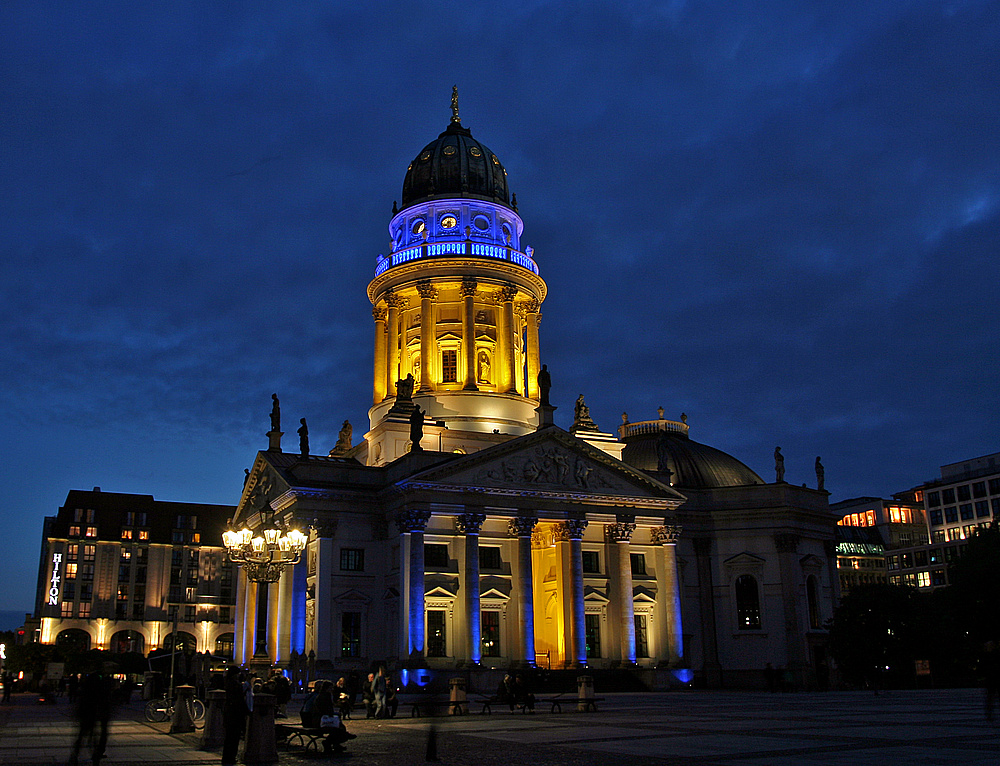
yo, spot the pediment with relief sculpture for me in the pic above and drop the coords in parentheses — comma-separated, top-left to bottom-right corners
(398, 427, 685, 509)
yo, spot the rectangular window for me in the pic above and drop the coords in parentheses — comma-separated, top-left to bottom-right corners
(947, 527, 964, 542)
(887, 555, 899, 571)
(340, 548, 365, 571)
(121, 529, 132, 540)
(65, 563, 78, 579)
(120, 547, 131, 561)
(581, 551, 600, 574)
(914, 550, 928, 566)
(927, 491, 941, 507)
(138, 530, 149, 540)
(341, 612, 362, 657)
(83, 545, 96, 561)
(132, 584, 145, 601)
(976, 501, 990, 518)
(989, 478, 1000, 495)
(960, 504, 974, 520)
(929, 509, 943, 526)
(441, 350, 457, 383)
(931, 569, 947, 586)
(630, 553, 646, 576)
(132, 603, 145, 620)
(585, 614, 602, 658)
(900, 552, 913, 568)
(184, 606, 196, 622)
(187, 568, 199, 585)
(85, 526, 97, 537)
(903, 573, 917, 587)
(957, 484, 971, 502)
(80, 563, 94, 581)
(993, 498, 1000, 516)
(427, 610, 447, 657)
(61, 602, 74, 617)
(135, 566, 146, 583)
(67, 544, 79, 558)
(634, 615, 649, 658)
(78, 603, 91, 618)
(945, 507, 958, 523)
(481, 611, 501, 657)
(172, 531, 184, 544)
(119, 565, 130, 581)
(424, 544, 450, 569)
(69, 525, 81, 537)
(942, 488, 956, 504)
(220, 606, 231, 623)
(917, 571, 930, 588)
(479, 547, 501, 570)
(64, 582, 75, 600)
(74, 509, 84, 523)
(973, 482, 987, 498)
(932, 530, 946, 544)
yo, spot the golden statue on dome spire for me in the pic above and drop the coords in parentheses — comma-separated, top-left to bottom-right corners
(451, 85, 460, 123)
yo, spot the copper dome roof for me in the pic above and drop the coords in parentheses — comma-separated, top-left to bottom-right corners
(401, 120, 511, 211)
(622, 427, 764, 489)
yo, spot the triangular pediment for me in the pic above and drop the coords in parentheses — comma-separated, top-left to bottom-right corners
(398, 427, 685, 510)
(333, 588, 372, 605)
(234, 453, 294, 524)
(723, 552, 767, 566)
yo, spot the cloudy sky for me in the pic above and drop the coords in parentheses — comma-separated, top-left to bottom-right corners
(2, 1, 997, 617)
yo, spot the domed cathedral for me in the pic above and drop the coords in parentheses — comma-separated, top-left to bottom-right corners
(228, 93, 839, 691)
(363, 92, 546, 465)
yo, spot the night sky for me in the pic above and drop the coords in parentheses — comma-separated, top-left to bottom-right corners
(2, 1, 998, 617)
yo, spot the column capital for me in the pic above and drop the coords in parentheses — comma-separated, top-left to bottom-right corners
(396, 509, 431, 534)
(508, 516, 538, 538)
(416, 280, 438, 300)
(650, 524, 682, 545)
(554, 518, 588, 542)
(459, 277, 478, 297)
(498, 284, 518, 303)
(774, 532, 799, 553)
(385, 291, 407, 309)
(455, 512, 487, 535)
(605, 521, 636, 543)
(524, 298, 540, 313)
(372, 305, 387, 322)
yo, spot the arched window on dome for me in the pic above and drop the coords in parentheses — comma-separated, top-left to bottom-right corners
(735, 575, 761, 630)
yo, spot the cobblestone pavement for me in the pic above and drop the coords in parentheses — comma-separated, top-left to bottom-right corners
(1, 688, 998, 766)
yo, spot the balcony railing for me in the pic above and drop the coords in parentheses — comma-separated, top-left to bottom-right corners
(375, 241, 539, 277)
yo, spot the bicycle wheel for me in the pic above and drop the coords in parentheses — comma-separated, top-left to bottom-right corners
(191, 698, 206, 721)
(144, 698, 169, 723)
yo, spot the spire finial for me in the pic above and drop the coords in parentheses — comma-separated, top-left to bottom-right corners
(450, 85, 460, 123)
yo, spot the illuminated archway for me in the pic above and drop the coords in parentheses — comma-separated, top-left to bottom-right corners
(55, 628, 91, 652)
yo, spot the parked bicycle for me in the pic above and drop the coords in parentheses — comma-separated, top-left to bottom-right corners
(144, 694, 206, 726)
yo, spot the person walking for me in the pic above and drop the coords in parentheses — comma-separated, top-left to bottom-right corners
(373, 666, 387, 719)
(222, 667, 249, 766)
(69, 671, 113, 766)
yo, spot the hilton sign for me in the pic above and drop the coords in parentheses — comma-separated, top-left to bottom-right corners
(47, 552, 62, 606)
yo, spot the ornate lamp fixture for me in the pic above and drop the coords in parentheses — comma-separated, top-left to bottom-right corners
(223, 513, 307, 665)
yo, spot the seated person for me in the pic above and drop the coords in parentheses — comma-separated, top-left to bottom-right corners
(361, 673, 376, 719)
(334, 677, 354, 718)
(513, 674, 535, 712)
(313, 680, 356, 754)
(384, 676, 398, 718)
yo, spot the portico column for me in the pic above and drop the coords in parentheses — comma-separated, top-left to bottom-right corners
(651, 525, 683, 665)
(457, 512, 486, 663)
(460, 278, 478, 391)
(607, 518, 637, 664)
(416, 281, 437, 392)
(385, 292, 404, 397)
(775, 533, 806, 670)
(693, 537, 721, 687)
(397, 509, 431, 661)
(556, 519, 588, 667)
(499, 284, 518, 394)
(508, 516, 538, 667)
(312, 524, 336, 661)
(372, 305, 387, 404)
(524, 299, 541, 400)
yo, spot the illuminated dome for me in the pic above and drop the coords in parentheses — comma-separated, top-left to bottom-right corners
(401, 119, 511, 211)
(620, 419, 764, 489)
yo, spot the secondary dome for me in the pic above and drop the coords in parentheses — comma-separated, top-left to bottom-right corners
(401, 119, 511, 211)
(621, 421, 764, 489)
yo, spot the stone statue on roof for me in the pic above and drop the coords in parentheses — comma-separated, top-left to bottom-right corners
(269, 394, 280, 432)
(330, 420, 352, 457)
(298, 418, 309, 457)
(538, 364, 551, 406)
(815, 456, 825, 491)
(409, 406, 425, 451)
(774, 446, 785, 483)
(396, 373, 415, 401)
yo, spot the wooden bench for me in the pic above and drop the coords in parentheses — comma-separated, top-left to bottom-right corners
(275, 723, 326, 753)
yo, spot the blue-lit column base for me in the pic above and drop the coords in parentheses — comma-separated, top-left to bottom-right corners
(397, 509, 431, 663)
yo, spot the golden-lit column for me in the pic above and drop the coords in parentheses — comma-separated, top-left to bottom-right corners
(385, 292, 404, 396)
(500, 284, 518, 394)
(524, 299, 541, 400)
(461, 278, 478, 391)
(493, 291, 509, 392)
(608, 520, 637, 663)
(652, 525, 683, 665)
(416, 281, 437, 392)
(372, 305, 387, 404)
(508, 516, 538, 667)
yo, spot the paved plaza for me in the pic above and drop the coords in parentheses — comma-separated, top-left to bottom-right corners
(1, 688, 998, 766)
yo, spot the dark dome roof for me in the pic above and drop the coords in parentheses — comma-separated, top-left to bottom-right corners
(622, 428, 764, 489)
(401, 121, 511, 210)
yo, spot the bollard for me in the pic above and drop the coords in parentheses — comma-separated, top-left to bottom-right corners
(576, 674, 594, 712)
(448, 676, 468, 715)
(199, 688, 226, 750)
(170, 684, 196, 733)
(243, 691, 278, 764)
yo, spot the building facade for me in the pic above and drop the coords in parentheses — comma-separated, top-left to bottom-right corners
(230, 105, 841, 688)
(35, 488, 237, 656)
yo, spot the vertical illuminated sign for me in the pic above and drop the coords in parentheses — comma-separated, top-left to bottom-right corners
(47, 552, 62, 606)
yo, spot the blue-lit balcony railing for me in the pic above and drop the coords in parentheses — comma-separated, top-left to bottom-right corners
(375, 241, 539, 277)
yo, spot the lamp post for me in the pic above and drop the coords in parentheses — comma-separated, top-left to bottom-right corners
(223, 515, 307, 670)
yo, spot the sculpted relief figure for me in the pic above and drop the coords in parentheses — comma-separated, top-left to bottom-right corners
(396, 373, 415, 400)
(478, 351, 491, 384)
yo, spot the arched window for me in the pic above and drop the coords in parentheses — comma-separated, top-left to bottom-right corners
(735, 574, 761, 630)
(56, 628, 91, 652)
(807, 575, 821, 629)
(215, 632, 235, 659)
(109, 629, 144, 654)
(163, 631, 197, 652)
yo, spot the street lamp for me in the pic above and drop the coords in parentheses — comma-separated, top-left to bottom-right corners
(223, 514, 307, 667)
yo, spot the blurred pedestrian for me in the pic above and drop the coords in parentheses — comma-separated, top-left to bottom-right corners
(69, 671, 113, 766)
(222, 667, 249, 766)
